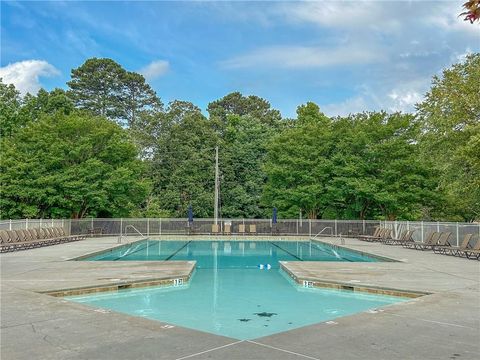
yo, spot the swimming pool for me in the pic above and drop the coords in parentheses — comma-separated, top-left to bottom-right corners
(80, 239, 384, 264)
(68, 240, 406, 340)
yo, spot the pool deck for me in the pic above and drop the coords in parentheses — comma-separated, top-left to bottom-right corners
(1, 236, 479, 359)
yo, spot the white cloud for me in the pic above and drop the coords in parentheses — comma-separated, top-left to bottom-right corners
(277, 1, 392, 30)
(321, 95, 370, 117)
(453, 47, 474, 63)
(221, 45, 382, 69)
(138, 60, 170, 80)
(388, 90, 423, 112)
(0, 60, 60, 95)
(321, 78, 430, 117)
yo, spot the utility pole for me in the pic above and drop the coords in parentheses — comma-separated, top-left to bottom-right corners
(214, 146, 219, 225)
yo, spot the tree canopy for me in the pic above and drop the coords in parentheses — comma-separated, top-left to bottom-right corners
(67, 58, 161, 127)
(417, 53, 480, 221)
(1, 111, 148, 219)
(1, 53, 478, 221)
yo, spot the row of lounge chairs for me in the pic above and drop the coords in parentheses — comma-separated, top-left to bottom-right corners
(358, 227, 479, 260)
(0, 227, 86, 253)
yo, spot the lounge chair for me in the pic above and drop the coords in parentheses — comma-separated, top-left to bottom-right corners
(412, 232, 451, 251)
(249, 224, 257, 234)
(238, 224, 246, 234)
(6, 230, 19, 243)
(430, 232, 453, 252)
(435, 234, 472, 255)
(384, 230, 415, 245)
(0, 230, 9, 244)
(0, 227, 86, 253)
(460, 238, 480, 260)
(14, 229, 26, 242)
(56, 227, 83, 241)
(359, 228, 385, 242)
(364, 228, 393, 243)
(403, 232, 439, 249)
(357, 227, 382, 241)
(224, 224, 231, 235)
(0, 230, 13, 251)
(27, 228, 38, 240)
(211, 224, 220, 234)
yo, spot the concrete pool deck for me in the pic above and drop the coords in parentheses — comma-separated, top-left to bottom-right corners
(1, 236, 479, 359)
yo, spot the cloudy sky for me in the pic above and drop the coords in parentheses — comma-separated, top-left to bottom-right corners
(1, 0, 478, 117)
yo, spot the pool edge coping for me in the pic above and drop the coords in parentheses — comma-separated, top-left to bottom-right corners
(279, 262, 430, 299)
(310, 238, 402, 262)
(41, 261, 196, 297)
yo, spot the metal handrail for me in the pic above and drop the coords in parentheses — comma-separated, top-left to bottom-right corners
(118, 225, 146, 243)
(311, 226, 334, 240)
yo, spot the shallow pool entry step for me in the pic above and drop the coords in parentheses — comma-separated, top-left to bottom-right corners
(65, 239, 412, 340)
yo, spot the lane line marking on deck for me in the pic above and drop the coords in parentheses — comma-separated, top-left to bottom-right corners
(174, 340, 244, 360)
(247, 340, 321, 360)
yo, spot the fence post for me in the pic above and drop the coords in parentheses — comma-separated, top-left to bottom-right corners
(421, 221, 424, 242)
(334, 219, 337, 237)
(51, 218, 54, 227)
(362, 220, 365, 234)
(456, 222, 459, 247)
(9, 219, 12, 230)
(159, 218, 162, 237)
(40, 218, 42, 229)
(309, 219, 311, 238)
(147, 218, 150, 237)
(26, 218, 29, 229)
(120, 218, 123, 236)
(437, 221, 440, 233)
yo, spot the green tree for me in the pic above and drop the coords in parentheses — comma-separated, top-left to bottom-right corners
(263, 103, 333, 219)
(149, 101, 219, 217)
(21, 88, 74, 120)
(330, 112, 437, 220)
(121, 71, 162, 128)
(207, 92, 282, 127)
(219, 115, 275, 218)
(263, 105, 438, 220)
(0, 80, 25, 137)
(417, 53, 480, 221)
(206, 92, 283, 218)
(67, 58, 161, 126)
(67, 58, 125, 120)
(0, 112, 148, 219)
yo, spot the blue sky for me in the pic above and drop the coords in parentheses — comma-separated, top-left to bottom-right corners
(1, 1, 478, 118)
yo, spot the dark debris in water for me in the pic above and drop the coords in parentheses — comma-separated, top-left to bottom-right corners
(238, 318, 251, 322)
(254, 312, 277, 318)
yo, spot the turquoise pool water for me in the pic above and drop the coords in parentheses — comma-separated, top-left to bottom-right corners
(69, 240, 405, 340)
(81, 239, 383, 264)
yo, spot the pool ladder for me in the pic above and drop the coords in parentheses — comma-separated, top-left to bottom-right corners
(118, 225, 147, 244)
(311, 226, 345, 246)
(311, 227, 334, 240)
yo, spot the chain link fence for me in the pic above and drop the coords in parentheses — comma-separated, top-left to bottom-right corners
(1, 218, 478, 246)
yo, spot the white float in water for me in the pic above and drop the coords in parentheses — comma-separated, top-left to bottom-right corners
(258, 264, 271, 270)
